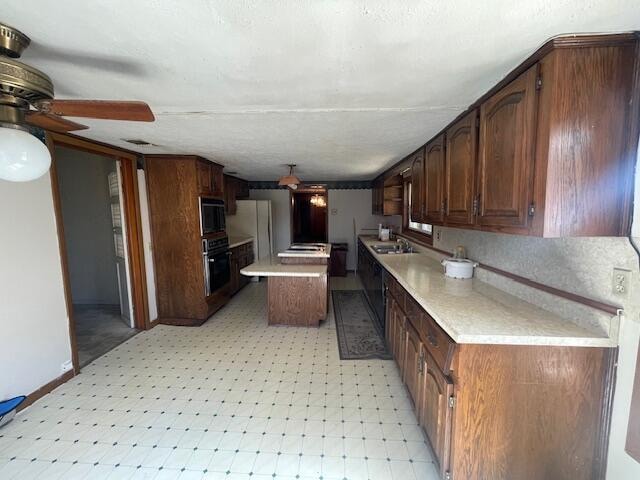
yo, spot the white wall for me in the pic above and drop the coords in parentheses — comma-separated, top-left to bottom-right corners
(250, 188, 399, 269)
(55, 147, 119, 305)
(328, 189, 399, 270)
(0, 174, 72, 399)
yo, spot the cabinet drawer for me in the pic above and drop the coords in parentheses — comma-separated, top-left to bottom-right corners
(420, 311, 455, 374)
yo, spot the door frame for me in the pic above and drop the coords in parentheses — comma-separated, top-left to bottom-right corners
(289, 186, 329, 244)
(46, 132, 150, 373)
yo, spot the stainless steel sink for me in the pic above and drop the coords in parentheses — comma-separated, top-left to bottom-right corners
(372, 244, 411, 254)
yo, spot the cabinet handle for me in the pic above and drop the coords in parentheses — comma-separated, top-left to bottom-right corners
(473, 194, 481, 216)
(418, 350, 425, 374)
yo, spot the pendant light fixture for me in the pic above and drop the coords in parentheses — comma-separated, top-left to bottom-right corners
(278, 164, 301, 190)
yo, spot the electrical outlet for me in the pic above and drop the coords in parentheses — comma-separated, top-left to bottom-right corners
(60, 360, 73, 374)
(331, 208, 338, 215)
(435, 229, 442, 242)
(612, 268, 631, 298)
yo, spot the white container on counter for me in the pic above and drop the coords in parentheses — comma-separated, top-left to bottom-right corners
(441, 257, 478, 279)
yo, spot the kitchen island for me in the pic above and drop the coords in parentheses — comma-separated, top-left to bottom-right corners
(240, 256, 328, 327)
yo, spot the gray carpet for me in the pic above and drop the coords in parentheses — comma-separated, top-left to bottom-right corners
(332, 290, 392, 360)
(74, 304, 139, 367)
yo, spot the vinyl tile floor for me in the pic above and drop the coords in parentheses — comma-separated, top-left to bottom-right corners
(0, 279, 439, 480)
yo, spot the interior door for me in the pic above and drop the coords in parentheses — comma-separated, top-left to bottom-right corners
(446, 110, 478, 226)
(424, 135, 446, 224)
(420, 349, 454, 476)
(410, 149, 425, 222)
(108, 168, 133, 326)
(477, 65, 538, 229)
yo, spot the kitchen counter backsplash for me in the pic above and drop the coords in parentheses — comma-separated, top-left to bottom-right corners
(425, 226, 640, 338)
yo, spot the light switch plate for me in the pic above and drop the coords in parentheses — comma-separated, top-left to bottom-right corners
(612, 267, 632, 298)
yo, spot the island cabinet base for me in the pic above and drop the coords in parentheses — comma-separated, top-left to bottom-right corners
(267, 275, 328, 327)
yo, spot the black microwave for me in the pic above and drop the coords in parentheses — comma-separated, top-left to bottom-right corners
(200, 197, 226, 235)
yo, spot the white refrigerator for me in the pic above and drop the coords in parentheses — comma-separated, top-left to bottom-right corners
(226, 200, 273, 261)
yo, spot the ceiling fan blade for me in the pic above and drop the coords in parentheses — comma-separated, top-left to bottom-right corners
(42, 100, 155, 122)
(26, 112, 89, 132)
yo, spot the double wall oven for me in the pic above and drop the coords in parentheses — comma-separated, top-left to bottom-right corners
(200, 197, 230, 296)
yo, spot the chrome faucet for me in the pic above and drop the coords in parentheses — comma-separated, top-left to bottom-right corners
(397, 237, 412, 253)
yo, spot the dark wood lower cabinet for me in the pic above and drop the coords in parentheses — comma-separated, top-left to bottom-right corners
(384, 274, 615, 480)
(229, 242, 254, 296)
(420, 348, 454, 477)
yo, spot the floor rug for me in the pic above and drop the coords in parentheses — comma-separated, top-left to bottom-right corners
(332, 290, 392, 360)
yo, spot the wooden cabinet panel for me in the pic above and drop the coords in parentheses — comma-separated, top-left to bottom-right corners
(424, 135, 446, 224)
(197, 160, 212, 195)
(404, 321, 423, 408)
(445, 110, 478, 226)
(409, 150, 425, 222)
(477, 66, 538, 230)
(393, 302, 407, 375)
(420, 349, 453, 477)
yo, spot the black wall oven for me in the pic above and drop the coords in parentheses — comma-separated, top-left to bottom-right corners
(200, 197, 226, 235)
(202, 236, 230, 296)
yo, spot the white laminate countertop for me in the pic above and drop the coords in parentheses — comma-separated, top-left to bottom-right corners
(277, 243, 331, 258)
(359, 236, 615, 347)
(228, 236, 253, 249)
(241, 257, 327, 278)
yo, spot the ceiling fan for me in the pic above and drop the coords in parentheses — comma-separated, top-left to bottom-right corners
(0, 22, 155, 181)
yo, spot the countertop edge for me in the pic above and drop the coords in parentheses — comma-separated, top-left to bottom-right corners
(228, 237, 253, 249)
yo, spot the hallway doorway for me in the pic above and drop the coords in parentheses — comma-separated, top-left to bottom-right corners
(54, 146, 138, 366)
(290, 186, 328, 244)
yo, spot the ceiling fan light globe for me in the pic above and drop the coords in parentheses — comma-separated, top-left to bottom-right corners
(0, 127, 51, 182)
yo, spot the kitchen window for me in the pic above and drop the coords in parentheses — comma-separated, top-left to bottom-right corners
(405, 181, 433, 237)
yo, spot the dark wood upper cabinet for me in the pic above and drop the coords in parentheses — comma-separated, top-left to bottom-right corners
(197, 158, 224, 198)
(224, 174, 250, 215)
(445, 110, 478, 227)
(477, 65, 538, 231)
(424, 135, 446, 225)
(410, 149, 425, 222)
(380, 34, 640, 237)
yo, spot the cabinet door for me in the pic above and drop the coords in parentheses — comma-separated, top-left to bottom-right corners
(211, 165, 224, 198)
(393, 304, 407, 375)
(424, 136, 446, 224)
(410, 150, 425, 222)
(477, 65, 538, 229)
(420, 349, 454, 476)
(385, 293, 395, 353)
(403, 321, 423, 408)
(197, 161, 212, 194)
(446, 110, 478, 226)
(230, 256, 240, 295)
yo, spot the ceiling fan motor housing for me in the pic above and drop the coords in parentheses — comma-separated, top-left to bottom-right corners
(0, 23, 53, 126)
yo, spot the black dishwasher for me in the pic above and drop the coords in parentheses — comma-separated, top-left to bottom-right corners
(358, 239, 385, 331)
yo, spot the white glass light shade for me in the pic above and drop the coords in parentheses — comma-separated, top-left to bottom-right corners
(0, 127, 52, 182)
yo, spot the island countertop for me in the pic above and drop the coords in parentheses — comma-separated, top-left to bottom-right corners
(277, 243, 331, 258)
(359, 236, 617, 347)
(241, 257, 327, 277)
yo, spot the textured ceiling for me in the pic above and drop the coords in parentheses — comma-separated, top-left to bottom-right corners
(3, 1, 640, 180)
